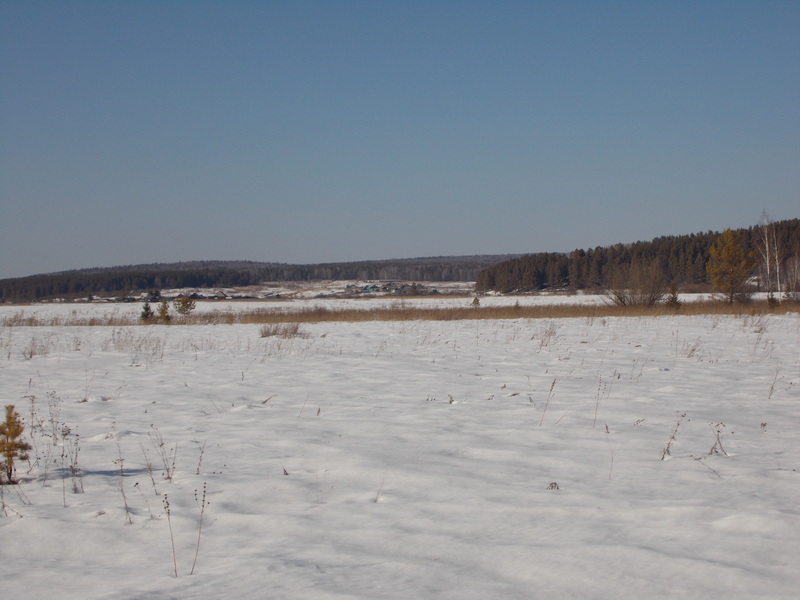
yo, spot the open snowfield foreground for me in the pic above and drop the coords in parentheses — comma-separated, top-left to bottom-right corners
(1, 299, 799, 599)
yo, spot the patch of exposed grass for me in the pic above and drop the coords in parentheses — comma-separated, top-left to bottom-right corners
(163, 299, 800, 324)
(3, 299, 799, 327)
(1, 310, 137, 328)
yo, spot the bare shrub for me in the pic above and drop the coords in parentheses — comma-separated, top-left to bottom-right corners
(606, 261, 667, 306)
(21, 336, 51, 359)
(784, 255, 800, 302)
(173, 296, 196, 316)
(534, 321, 559, 350)
(259, 323, 306, 338)
(149, 425, 177, 482)
(708, 423, 728, 456)
(664, 282, 681, 310)
(58, 422, 83, 502)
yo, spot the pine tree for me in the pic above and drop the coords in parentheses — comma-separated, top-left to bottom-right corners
(158, 300, 171, 322)
(707, 229, 755, 303)
(141, 302, 154, 321)
(1, 405, 32, 484)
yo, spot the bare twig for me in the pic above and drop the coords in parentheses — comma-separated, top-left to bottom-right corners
(190, 483, 208, 575)
(134, 481, 154, 519)
(659, 412, 686, 460)
(163, 494, 178, 577)
(373, 477, 385, 503)
(298, 394, 309, 417)
(195, 441, 206, 476)
(149, 424, 177, 481)
(112, 423, 133, 525)
(693, 456, 724, 479)
(539, 379, 556, 427)
(708, 422, 728, 456)
(140, 442, 160, 496)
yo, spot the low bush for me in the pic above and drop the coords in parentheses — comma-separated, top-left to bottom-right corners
(259, 323, 305, 338)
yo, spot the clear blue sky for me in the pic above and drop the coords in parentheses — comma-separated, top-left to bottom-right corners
(1, 1, 798, 279)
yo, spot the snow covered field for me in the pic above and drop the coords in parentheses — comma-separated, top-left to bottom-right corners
(1, 300, 798, 599)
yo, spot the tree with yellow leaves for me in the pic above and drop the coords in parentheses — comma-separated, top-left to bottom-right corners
(707, 229, 756, 304)
(1, 405, 31, 484)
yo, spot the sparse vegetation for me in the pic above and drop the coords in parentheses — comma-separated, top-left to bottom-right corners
(112, 422, 133, 525)
(149, 424, 177, 482)
(59, 421, 83, 502)
(0, 291, 797, 597)
(3, 298, 799, 330)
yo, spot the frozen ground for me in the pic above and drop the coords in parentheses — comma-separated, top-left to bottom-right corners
(0, 301, 798, 599)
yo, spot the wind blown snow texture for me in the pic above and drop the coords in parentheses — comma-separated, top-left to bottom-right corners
(1, 300, 798, 599)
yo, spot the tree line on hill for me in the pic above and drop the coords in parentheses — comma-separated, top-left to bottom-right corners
(475, 218, 800, 296)
(2, 219, 798, 303)
(0, 256, 516, 302)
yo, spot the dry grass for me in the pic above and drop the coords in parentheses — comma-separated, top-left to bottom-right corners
(3, 299, 799, 327)
(147, 299, 800, 324)
(1, 310, 136, 328)
(259, 323, 306, 338)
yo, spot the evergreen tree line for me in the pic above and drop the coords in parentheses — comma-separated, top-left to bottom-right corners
(476, 219, 800, 293)
(0, 256, 515, 302)
(3, 220, 798, 302)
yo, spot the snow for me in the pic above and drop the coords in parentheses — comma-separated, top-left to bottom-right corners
(1, 300, 798, 599)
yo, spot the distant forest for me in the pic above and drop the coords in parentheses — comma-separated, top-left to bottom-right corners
(0, 256, 517, 302)
(2, 220, 798, 302)
(476, 219, 800, 293)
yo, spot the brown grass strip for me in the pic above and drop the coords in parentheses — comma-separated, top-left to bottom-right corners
(3, 299, 799, 327)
